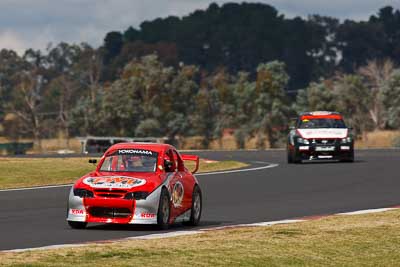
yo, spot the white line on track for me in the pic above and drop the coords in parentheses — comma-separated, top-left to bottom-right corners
(337, 208, 397, 215)
(4, 206, 400, 253)
(127, 230, 204, 240)
(6, 244, 88, 253)
(196, 162, 279, 176)
(0, 162, 279, 192)
(0, 184, 72, 192)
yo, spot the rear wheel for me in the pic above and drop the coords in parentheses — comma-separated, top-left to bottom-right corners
(67, 221, 87, 229)
(157, 188, 171, 230)
(184, 186, 202, 226)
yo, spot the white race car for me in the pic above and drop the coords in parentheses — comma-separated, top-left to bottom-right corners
(287, 111, 354, 163)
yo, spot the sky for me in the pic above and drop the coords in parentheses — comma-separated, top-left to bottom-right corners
(0, 0, 399, 55)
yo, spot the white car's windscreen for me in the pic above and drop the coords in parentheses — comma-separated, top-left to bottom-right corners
(298, 118, 346, 129)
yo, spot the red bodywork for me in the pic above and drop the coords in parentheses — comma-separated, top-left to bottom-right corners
(72, 143, 199, 224)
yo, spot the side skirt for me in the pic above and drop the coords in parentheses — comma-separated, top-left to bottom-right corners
(173, 209, 191, 223)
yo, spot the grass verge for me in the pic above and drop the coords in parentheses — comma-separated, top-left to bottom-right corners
(1, 209, 400, 266)
(0, 158, 247, 189)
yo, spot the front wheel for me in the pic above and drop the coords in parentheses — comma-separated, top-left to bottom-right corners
(293, 149, 301, 164)
(68, 221, 87, 229)
(184, 186, 202, 226)
(287, 146, 293, 164)
(157, 188, 171, 230)
(341, 150, 354, 162)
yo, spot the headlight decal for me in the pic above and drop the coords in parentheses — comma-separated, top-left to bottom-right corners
(124, 191, 149, 200)
(341, 137, 352, 143)
(73, 188, 94, 198)
(297, 137, 310, 144)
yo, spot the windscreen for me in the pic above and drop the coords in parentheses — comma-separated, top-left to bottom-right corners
(298, 118, 346, 129)
(99, 149, 158, 172)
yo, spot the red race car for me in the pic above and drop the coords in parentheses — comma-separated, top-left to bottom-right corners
(67, 143, 202, 229)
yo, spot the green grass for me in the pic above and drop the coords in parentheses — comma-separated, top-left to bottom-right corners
(2, 209, 400, 266)
(0, 158, 247, 189)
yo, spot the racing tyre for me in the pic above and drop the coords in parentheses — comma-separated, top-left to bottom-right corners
(293, 150, 301, 164)
(184, 185, 202, 226)
(287, 148, 293, 164)
(342, 151, 354, 163)
(68, 221, 87, 229)
(157, 188, 171, 230)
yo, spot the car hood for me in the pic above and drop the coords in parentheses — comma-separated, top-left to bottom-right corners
(297, 128, 348, 139)
(74, 171, 165, 192)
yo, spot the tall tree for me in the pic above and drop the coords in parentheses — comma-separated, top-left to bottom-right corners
(45, 43, 82, 142)
(382, 69, 400, 129)
(232, 72, 257, 148)
(296, 80, 337, 112)
(0, 50, 30, 122)
(10, 68, 46, 149)
(254, 61, 291, 148)
(69, 43, 104, 136)
(358, 59, 394, 129)
(333, 74, 373, 136)
(103, 31, 123, 64)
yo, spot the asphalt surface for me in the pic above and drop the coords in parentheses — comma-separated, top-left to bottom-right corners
(0, 149, 399, 251)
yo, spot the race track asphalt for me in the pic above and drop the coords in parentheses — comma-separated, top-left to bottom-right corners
(0, 149, 399, 251)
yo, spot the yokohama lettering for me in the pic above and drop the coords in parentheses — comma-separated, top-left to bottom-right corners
(118, 149, 153, 155)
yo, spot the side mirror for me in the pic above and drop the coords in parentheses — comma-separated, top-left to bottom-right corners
(181, 154, 200, 174)
(164, 159, 174, 172)
(88, 159, 97, 164)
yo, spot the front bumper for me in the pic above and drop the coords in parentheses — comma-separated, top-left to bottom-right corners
(67, 186, 162, 224)
(294, 143, 353, 161)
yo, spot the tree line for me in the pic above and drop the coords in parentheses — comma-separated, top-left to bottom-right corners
(0, 3, 400, 149)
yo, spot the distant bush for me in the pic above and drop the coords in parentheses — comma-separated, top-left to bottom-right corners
(392, 136, 400, 147)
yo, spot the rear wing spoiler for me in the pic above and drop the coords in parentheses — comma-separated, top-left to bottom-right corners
(181, 154, 200, 174)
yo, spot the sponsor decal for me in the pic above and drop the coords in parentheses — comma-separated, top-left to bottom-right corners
(83, 176, 146, 189)
(315, 146, 335, 151)
(310, 111, 332, 116)
(297, 128, 348, 139)
(172, 181, 184, 208)
(140, 212, 156, 218)
(70, 209, 85, 216)
(118, 149, 154, 156)
(317, 155, 333, 159)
